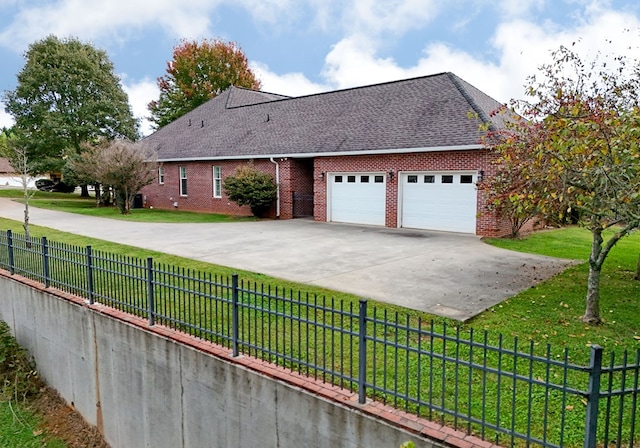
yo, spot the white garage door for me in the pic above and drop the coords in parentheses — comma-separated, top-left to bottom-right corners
(329, 173, 386, 226)
(400, 172, 478, 233)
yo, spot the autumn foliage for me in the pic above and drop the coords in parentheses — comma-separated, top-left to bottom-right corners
(483, 43, 640, 324)
(148, 39, 261, 128)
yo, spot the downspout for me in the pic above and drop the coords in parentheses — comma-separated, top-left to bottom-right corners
(270, 157, 280, 218)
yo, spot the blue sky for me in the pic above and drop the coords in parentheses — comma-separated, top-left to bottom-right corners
(2, 0, 640, 135)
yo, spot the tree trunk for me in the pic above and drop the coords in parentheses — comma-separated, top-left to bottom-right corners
(581, 228, 603, 324)
(635, 253, 640, 281)
(94, 184, 101, 207)
(22, 180, 30, 241)
(582, 262, 602, 324)
(80, 184, 90, 197)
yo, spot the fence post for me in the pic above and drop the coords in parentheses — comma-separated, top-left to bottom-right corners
(41, 237, 49, 287)
(232, 273, 239, 357)
(358, 299, 368, 404)
(86, 246, 94, 304)
(7, 230, 14, 275)
(584, 345, 603, 448)
(147, 257, 155, 326)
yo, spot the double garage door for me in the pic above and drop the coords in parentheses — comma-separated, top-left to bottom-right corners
(328, 171, 478, 233)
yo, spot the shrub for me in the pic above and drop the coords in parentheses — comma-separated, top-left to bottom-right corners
(223, 163, 277, 217)
(0, 321, 40, 402)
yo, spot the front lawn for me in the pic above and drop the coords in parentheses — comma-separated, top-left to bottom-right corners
(0, 189, 258, 223)
(478, 227, 640, 358)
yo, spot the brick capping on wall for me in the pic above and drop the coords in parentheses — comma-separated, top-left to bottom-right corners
(0, 269, 503, 448)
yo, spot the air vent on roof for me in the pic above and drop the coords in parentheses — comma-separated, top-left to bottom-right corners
(188, 119, 191, 127)
(201, 120, 204, 128)
(266, 113, 270, 122)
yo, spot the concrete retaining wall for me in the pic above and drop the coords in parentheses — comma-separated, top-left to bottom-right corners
(0, 273, 440, 448)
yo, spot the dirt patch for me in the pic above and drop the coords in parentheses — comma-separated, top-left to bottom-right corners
(29, 386, 109, 448)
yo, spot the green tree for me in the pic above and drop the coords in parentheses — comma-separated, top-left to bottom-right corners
(3, 35, 139, 196)
(148, 39, 261, 129)
(69, 139, 156, 214)
(223, 163, 276, 217)
(485, 45, 640, 324)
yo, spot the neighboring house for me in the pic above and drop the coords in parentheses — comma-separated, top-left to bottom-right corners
(0, 157, 37, 188)
(140, 72, 513, 236)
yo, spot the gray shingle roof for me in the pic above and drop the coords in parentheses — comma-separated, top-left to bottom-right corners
(142, 72, 505, 161)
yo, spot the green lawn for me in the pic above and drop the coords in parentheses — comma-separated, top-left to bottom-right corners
(0, 402, 65, 448)
(0, 188, 259, 223)
(0, 320, 67, 448)
(0, 211, 638, 447)
(476, 227, 640, 357)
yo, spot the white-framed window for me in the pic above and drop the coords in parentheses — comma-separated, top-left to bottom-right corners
(213, 165, 222, 198)
(179, 166, 187, 196)
(158, 165, 164, 184)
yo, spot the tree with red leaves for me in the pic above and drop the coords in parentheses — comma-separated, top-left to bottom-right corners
(148, 39, 261, 129)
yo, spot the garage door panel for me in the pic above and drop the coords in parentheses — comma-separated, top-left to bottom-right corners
(330, 173, 385, 226)
(401, 172, 477, 233)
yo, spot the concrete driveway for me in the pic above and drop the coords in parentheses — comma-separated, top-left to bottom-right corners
(0, 198, 574, 320)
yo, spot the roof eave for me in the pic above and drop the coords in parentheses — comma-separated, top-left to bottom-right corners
(155, 144, 485, 163)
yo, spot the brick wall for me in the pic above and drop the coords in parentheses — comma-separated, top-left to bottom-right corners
(278, 158, 314, 219)
(142, 159, 277, 217)
(142, 150, 512, 237)
(314, 150, 505, 236)
(279, 158, 314, 219)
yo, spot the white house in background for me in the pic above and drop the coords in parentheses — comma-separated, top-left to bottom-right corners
(0, 158, 37, 188)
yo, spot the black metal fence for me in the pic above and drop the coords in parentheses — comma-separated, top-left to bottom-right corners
(0, 229, 637, 448)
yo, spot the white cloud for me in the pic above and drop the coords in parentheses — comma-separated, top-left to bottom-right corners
(0, 0, 315, 53)
(251, 62, 329, 96)
(0, 0, 224, 52)
(0, 105, 14, 129)
(488, 8, 640, 100)
(346, 0, 440, 35)
(322, 35, 410, 88)
(310, 1, 640, 104)
(121, 77, 159, 137)
(233, 0, 300, 24)
(496, 0, 546, 18)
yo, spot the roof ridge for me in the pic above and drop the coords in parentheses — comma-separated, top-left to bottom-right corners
(218, 72, 455, 111)
(224, 85, 292, 109)
(446, 72, 495, 131)
(224, 86, 237, 109)
(232, 85, 292, 99)
(279, 72, 452, 102)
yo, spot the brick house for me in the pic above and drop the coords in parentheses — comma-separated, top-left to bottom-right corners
(140, 72, 511, 236)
